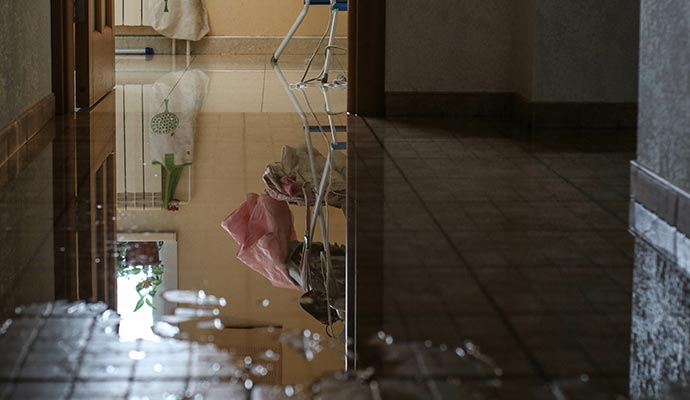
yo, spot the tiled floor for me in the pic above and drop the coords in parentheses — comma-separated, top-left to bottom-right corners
(348, 118, 636, 398)
(0, 53, 641, 399)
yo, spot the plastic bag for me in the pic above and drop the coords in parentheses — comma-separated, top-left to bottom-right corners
(221, 193, 300, 289)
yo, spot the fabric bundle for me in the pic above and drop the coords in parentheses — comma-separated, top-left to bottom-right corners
(148, 0, 210, 41)
(263, 145, 347, 209)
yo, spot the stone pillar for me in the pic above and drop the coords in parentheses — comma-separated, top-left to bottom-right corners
(629, 1, 690, 398)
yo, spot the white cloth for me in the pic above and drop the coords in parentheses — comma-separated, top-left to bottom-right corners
(282, 145, 347, 193)
(148, 0, 210, 41)
(149, 70, 210, 164)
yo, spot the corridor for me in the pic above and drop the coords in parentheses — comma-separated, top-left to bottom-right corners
(1, 0, 690, 399)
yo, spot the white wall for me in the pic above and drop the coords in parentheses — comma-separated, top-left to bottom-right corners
(385, 0, 514, 93)
(531, 0, 639, 102)
(385, 0, 640, 103)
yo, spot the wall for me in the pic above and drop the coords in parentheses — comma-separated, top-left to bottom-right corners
(631, 239, 690, 399)
(511, 0, 536, 100)
(385, 0, 639, 103)
(531, 0, 639, 102)
(385, 0, 514, 93)
(0, 145, 54, 319)
(630, 1, 690, 398)
(0, 0, 53, 129)
(637, 0, 690, 193)
(118, 0, 347, 37)
(204, 0, 347, 37)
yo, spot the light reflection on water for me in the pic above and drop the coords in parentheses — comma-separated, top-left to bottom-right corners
(117, 274, 158, 342)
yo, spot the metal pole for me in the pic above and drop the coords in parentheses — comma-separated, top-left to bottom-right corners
(272, 2, 311, 63)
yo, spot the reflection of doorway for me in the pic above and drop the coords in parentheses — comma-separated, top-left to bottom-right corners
(116, 232, 178, 341)
(346, 0, 385, 116)
(53, 0, 385, 116)
(51, 0, 118, 306)
(51, 0, 116, 113)
(52, 92, 118, 308)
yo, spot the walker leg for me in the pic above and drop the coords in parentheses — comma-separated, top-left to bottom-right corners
(321, 8, 338, 83)
(186, 40, 191, 67)
(171, 38, 176, 55)
(273, 2, 311, 63)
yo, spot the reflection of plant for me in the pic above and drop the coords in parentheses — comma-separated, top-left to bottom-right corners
(153, 154, 191, 211)
(117, 242, 165, 311)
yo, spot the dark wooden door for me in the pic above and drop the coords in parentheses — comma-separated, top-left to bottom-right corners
(54, 91, 118, 309)
(76, 0, 116, 108)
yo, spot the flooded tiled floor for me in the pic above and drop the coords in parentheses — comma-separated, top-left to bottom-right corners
(0, 54, 642, 399)
(348, 118, 635, 398)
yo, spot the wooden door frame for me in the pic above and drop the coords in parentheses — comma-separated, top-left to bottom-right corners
(54, 0, 385, 115)
(51, 1, 118, 308)
(347, 0, 386, 117)
(76, 0, 116, 108)
(51, 0, 75, 115)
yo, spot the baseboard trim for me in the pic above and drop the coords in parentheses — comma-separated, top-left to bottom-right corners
(385, 92, 637, 128)
(385, 92, 512, 118)
(0, 94, 55, 168)
(631, 161, 690, 239)
(116, 35, 347, 55)
(511, 94, 637, 129)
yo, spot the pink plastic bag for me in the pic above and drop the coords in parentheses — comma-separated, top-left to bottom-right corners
(221, 193, 300, 289)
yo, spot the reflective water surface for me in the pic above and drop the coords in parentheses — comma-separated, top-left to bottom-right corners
(0, 54, 686, 399)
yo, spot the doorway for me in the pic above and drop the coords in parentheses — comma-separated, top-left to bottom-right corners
(52, 0, 386, 116)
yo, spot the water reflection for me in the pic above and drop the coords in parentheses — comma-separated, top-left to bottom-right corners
(114, 55, 349, 387)
(0, 52, 668, 399)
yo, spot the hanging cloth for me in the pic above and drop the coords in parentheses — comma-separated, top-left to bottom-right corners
(148, 0, 210, 41)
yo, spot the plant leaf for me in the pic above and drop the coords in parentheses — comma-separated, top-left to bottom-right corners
(134, 298, 145, 312)
(145, 298, 157, 310)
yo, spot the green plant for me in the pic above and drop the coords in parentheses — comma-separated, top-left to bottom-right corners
(118, 242, 165, 311)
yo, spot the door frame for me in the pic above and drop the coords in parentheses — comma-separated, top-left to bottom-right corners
(75, 0, 116, 108)
(347, 0, 386, 117)
(54, 0, 385, 115)
(51, 0, 75, 115)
